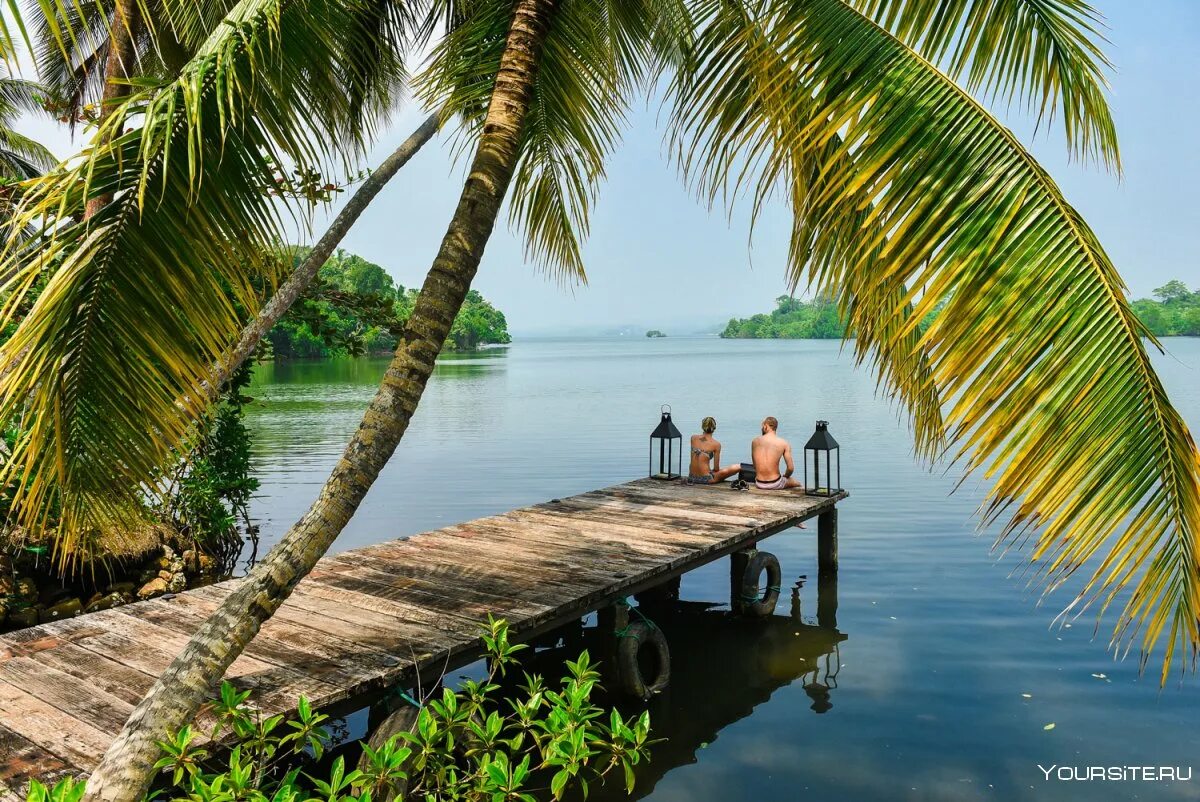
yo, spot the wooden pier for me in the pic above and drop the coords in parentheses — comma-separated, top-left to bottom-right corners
(0, 479, 846, 792)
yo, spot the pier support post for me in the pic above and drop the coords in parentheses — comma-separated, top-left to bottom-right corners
(730, 550, 752, 615)
(598, 603, 630, 675)
(817, 570, 838, 629)
(817, 508, 838, 574)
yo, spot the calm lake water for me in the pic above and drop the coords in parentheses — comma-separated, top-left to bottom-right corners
(245, 337, 1200, 802)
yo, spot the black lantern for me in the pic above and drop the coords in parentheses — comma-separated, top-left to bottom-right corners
(803, 420, 841, 496)
(649, 404, 683, 480)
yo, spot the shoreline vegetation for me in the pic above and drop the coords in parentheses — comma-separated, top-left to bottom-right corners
(0, 246, 511, 633)
(720, 295, 843, 339)
(268, 248, 511, 358)
(721, 282, 1200, 339)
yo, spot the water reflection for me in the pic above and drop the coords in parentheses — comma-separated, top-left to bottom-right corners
(513, 574, 846, 802)
(434, 346, 509, 371)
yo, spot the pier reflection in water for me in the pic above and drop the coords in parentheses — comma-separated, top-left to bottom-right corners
(497, 572, 845, 801)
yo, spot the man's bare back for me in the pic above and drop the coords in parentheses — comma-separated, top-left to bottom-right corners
(750, 417, 803, 490)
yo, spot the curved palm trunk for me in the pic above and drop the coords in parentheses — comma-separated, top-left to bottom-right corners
(83, 2, 557, 800)
(85, 0, 140, 219)
(207, 110, 441, 396)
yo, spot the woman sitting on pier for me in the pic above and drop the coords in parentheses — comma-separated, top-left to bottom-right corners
(689, 417, 742, 484)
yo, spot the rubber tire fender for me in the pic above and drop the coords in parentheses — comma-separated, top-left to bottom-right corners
(615, 620, 671, 699)
(741, 550, 781, 617)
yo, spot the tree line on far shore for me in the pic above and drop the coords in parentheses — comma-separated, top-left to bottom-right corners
(720, 295, 842, 339)
(723, 282, 1200, 340)
(269, 248, 511, 358)
(1130, 280, 1200, 337)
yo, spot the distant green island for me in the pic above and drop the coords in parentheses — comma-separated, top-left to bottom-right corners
(646, 329, 667, 338)
(722, 282, 1199, 339)
(269, 249, 511, 358)
(721, 295, 842, 339)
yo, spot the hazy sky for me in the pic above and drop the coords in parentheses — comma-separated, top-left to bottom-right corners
(18, 1, 1200, 334)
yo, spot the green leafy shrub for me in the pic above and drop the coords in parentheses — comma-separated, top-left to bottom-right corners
(159, 364, 259, 560)
(24, 619, 651, 802)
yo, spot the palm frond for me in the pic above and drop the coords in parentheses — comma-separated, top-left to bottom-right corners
(0, 0, 407, 564)
(419, 0, 688, 282)
(0, 128, 56, 176)
(669, 0, 1200, 680)
(851, 0, 1119, 169)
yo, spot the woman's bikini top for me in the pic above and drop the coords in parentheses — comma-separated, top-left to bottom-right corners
(691, 441, 716, 459)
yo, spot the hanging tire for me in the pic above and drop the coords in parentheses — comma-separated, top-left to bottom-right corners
(615, 620, 670, 699)
(740, 550, 781, 617)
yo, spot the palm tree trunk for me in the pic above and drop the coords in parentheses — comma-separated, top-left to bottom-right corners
(206, 109, 441, 396)
(85, 0, 139, 219)
(82, 2, 557, 800)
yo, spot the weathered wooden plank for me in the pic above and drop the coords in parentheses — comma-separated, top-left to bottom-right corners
(321, 548, 563, 615)
(601, 483, 823, 518)
(127, 597, 345, 705)
(407, 523, 664, 585)
(289, 583, 482, 643)
(0, 680, 111, 770)
(530, 495, 752, 530)
(351, 542, 617, 614)
(98, 608, 276, 677)
(307, 559, 546, 624)
(0, 638, 153, 708)
(504, 507, 727, 549)
(486, 511, 710, 557)
(0, 724, 73, 788)
(142, 589, 406, 689)
(190, 585, 424, 658)
(0, 658, 134, 737)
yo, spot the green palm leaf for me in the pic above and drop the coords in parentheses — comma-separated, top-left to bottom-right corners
(0, 0, 413, 563)
(420, 0, 688, 282)
(669, 0, 1200, 680)
(851, 0, 1119, 168)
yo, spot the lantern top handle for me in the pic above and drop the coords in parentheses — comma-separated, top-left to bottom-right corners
(661, 404, 672, 415)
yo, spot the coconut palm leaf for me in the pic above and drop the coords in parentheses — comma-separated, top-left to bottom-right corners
(669, 0, 1200, 680)
(0, 0, 419, 564)
(851, 0, 1119, 168)
(419, 0, 688, 281)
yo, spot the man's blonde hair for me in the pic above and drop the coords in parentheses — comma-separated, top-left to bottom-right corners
(701, 416, 717, 434)
(763, 416, 779, 431)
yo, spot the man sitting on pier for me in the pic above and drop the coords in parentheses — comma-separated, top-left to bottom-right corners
(751, 417, 804, 490)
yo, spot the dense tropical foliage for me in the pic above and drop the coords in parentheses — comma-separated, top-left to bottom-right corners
(269, 249, 511, 358)
(721, 295, 844, 339)
(1132, 280, 1200, 337)
(0, 0, 1196, 795)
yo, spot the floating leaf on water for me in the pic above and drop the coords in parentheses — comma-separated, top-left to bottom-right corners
(1043, 723, 1056, 731)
